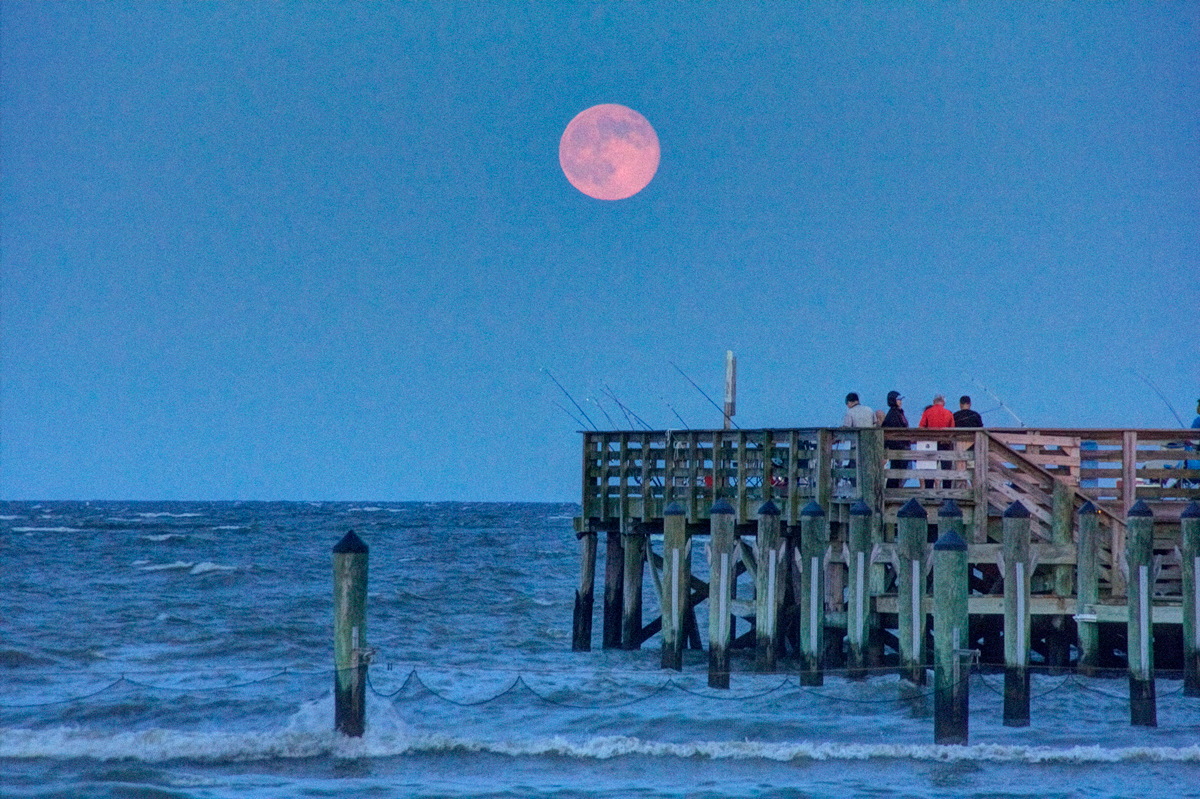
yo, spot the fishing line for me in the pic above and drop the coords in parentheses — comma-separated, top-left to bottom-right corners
(1131, 369, 1186, 427)
(542, 368, 598, 430)
(671, 361, 740, 429)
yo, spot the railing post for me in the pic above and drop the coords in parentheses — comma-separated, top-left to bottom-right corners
(1002, 501, 1031, 727)
(933, 500, 970, 745)
(572, 527, 598, 651)
(620, 523, 646, 650)
(896, 498, 928, 686)
(755, 500, 785, 673)
(660, 502, 690, 671)
(1182, 501, 1200, 697)
(846, 499, 873, 679)
(333, 530, 369, 737)
(798, 500, 828, 685)
(707, 499, 737, 688)
(1126, 500, 1156, 727)
(1075, 502, 1102, 676)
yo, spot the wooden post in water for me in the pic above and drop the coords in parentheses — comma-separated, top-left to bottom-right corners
(858, 428, 888, 669)
(755, 501, 784, 672)
(896, 498, 928, 686)
(572, 529, 597, 651)
(602, 529, 624, 649)
(1126, 500, 1156, 727)
(333, 530, 368, 737)
(621, 524, 647, 650)
(798, 500, 828, 685)
(661, 502, 690, 671)
(1182, 501, 1200, 698)
(1047, 481, 1074, 671)
(708, 499, 737, 688)
(1075, 502, 1102, 676)
(933, 500, 970, 745)
(1002, 501, 1031, 727)
(846, 499, 873, 679)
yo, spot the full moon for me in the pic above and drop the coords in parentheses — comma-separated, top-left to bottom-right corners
(559, 104, 660, 200)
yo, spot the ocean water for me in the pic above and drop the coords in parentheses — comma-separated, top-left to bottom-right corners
(2, 500, 1198, 799)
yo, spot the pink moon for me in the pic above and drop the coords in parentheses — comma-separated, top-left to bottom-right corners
(559, 104, 660, 200)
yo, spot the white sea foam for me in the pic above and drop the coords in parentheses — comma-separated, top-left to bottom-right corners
(11, 527, 82, 533)
(190, 562, 236, 575)
(138, 561, 196, 572)
(143, 534, 189, 542)
(0, 515, 24, 520)
(212, 525, 245, 530)
(137, 512, 203, 518)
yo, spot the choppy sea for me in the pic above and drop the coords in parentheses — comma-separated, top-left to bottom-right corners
(2, 501, 1198, 798)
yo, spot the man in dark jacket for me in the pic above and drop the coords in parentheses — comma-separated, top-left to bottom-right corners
(953, 395, 984, 428)
(882, 391, 910, 487)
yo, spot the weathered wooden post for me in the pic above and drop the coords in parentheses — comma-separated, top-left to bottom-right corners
(933, 500, 970, 745)
(798, 500, 828, 685)
(707, 499, 737, 688)
(661, 502, 690, 671)
(1182, 501, 1200, 697)
(846, 499, 873, 679)
(1047, 481, 1074, 671)
(333, 530, 368, 737)
(602, 528, 624, 649)
(1126, 500, 1156, 727)
(572, 528, 598, 651)
(621, 523, 647, 650)
(896, 498, 928, 686)
(755, 501, 785, 672)
(1075, 502, 1102, 675)
(1002, 501, 1031, 727)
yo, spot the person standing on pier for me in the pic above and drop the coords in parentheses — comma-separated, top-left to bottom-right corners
(953, 395, 984, 428)
(842, 392, 877, 427)
(882, 391, 910, 488)
(918, 395, 955, 489)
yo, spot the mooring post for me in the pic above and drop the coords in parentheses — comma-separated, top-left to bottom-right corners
(602, 528, 624, 649)
(896, 498, 928, 686)
(1126, 500, 1157, 727)
(846, 499, 873, 679)
(661, 502, 690, 671)
(1048, 481, 1074, 672)
(933, 500, 970, 745)
(755, 500, 784, 672)
(621, 523, 647, 650)
(1182, 501, 1200, 697)
(1075, 502, 1101, 676)
(707, 499, 737, 688)
(1002, 501, 1031, 727)
(572, 528, 598, 651)
(797, 500, 828, 685)
(333, 530, 368, 737)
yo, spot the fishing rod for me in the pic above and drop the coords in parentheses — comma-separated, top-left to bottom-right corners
(1130, 369, 1186, 427)
(965, 374, 1025, 428)
(669, 361, 740, 429)
(587, 396, 618, 430)
(542, 369, 598, 431)
(602, 383, 653, 430)
(551, 400, 588, 430)
(663, 398, 690, 430)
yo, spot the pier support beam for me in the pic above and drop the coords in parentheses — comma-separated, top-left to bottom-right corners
(572, 529, 597, 651)
(1002, 501, 1031, 727)
(621, 524, 647, 650)
(1126, 500, 1156, 727)
(602, 528, 624, 649)
(933, 501, 970, 745)
(755, 501, 785, 673)
(333, 530, 369, 737)
(1182, 501, 1200, 697)
(707, 500, 737, 687)
(896, 499, 928, 686)
(661, 503, 690, 671)
(798, 501, 828, 685)
(846, 500, 873, 679)
(1075, 503, 1101, 676)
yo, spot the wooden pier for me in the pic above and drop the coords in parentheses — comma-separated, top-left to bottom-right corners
(571, 427, 1200, 692)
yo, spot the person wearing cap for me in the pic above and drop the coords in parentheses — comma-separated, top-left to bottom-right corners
(881, 391, 910, 487)
(842, 392, 876, 428)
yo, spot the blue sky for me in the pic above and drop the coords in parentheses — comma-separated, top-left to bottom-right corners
(2, 3, 1196, 501)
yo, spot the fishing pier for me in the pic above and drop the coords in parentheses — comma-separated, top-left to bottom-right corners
(570, 426, 1200, 734)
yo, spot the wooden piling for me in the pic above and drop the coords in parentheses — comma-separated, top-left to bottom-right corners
(602, 529, 624, 649)
(1126, 500, 1156, 727)
(1048, 481, 1074, 671)
(1075, 502, 1101, 676)
(333, 530, 368, 737)
(846, 499, 873, 679)
(572, 529, 597, 651)
(621, 525, 647, 650)
(661, 502, 690, 671)
(1002, 501, 1031, 727)
(933, 501, 970, 746)
(755, 501, 785, 673)
(896, 499, 928, 686)
(708, 499, 737, 688)
(798, 500, 828, 685)
(1183, 501, 1200, 697)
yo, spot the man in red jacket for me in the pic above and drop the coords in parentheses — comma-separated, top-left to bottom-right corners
(918, 395, 955, 488)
